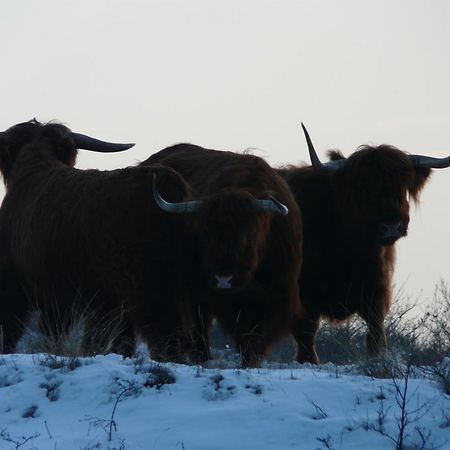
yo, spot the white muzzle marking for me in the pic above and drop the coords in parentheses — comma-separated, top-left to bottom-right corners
(215, 275, 233, 289)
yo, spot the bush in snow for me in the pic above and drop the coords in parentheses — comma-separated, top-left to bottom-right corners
(18, 299, 131, 358)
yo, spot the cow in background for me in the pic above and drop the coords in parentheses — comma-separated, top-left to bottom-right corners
(279, 124, 448, 363)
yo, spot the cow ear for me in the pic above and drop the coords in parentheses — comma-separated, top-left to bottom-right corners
(409, 167, 432, 202)
(51, 133, 77, 167)
(0, 137, 13, 184)
(327, 150, 345, 161)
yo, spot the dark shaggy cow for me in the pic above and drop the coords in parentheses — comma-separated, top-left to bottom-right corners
(0, 120, 206, 362)
(279, 124, 449, 363)
(142, 144, 303, 367)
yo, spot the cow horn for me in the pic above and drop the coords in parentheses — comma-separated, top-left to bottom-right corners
(301, 123, 346, 172)
(71, 132, 135, 152)
(152, 174, 202, 213)
(408, 154, 450, 169)
(255, 197, 289, 215)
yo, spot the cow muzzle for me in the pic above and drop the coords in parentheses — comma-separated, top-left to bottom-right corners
(379, 221, 407, 246)
(214, 275, 234, 289)
(210, 272, 250, 293)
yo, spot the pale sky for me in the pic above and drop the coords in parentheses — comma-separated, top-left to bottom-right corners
(1, 0, 449, 308)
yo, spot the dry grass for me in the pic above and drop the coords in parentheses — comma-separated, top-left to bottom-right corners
(18, 295, 131, 359)
(8, 281, 450, 376)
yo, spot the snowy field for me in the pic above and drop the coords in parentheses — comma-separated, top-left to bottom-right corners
(0, 354, 449, 450)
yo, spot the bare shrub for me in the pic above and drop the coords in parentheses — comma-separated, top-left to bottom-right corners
(83, 378, 142, 443)
(305, 395, 328, 420)
(356, 351, 405, 379)
(0, 427, 40, 449)
(315, 317, 366, 365)
(209, 284, 448, 367)
(420, 281, 450, 363)
(21, 404, 39, 418)
(132, 352, 176, 390)
(40, 378, 62, 401)
(422, 358, 450, 395)
(143, 366, 176, 390)
(37, 353, 82, 372)
(314, 283, 450, 367)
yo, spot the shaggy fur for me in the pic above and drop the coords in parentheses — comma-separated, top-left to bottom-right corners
(279, 144, 431, 363)
(0, 120, 206, 362)
(142, 144, 303, 367)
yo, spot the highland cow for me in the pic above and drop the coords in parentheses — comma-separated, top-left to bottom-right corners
(0, 120, 207, 362)
(279, 124, 449, 363)
(143, 144, 303, 367)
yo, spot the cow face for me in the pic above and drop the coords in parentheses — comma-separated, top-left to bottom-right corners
(300, 124, 433, 248)
(330, 146, 431, 246)
(196, 190, 272, 292)
(153, 179, 288, 292)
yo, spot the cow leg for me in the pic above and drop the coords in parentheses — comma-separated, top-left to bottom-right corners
(0, 270, 30, 353)
(141, 315, 211, 364)
(360, 308, 387, 356)
(130, 253, 210, 363)
(216, 297, 289, 368)
(131, 296, 208, 364)
(213, 308, 263, 368)
(213, 286, 304, 368)
(0, 306, 29, 354)
(140, 322, 207, 364)
(236, 317, 294, 368)
(148, 334, 187, 363)
(212, 309, 264, 368)
(237, 332, 270, 368)
(291, 311, 320, 364)
(184, 303, 212, 364)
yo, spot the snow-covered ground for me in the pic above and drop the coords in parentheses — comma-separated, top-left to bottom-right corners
(0, 353, 449, 450)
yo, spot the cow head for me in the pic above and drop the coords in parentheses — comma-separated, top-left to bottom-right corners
(301, 124, 447, 246)
(153, 179, 288, 291)
(196, 190, 285, 292)
(0, 119, 134, 184)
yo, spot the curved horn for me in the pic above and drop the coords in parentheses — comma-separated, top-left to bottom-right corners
(302, 122, 325, 170)
(255, 197, 289, 215)
(409, 154, 450, 169)
(71, 132, 135, 152)
(301, 123, 346, 172)
(152, 174, 202, 214)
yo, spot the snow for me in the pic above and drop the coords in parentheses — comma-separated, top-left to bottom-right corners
(0, 354, 449, 450)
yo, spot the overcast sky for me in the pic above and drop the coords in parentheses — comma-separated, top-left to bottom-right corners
(1, 0, 449, 307)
